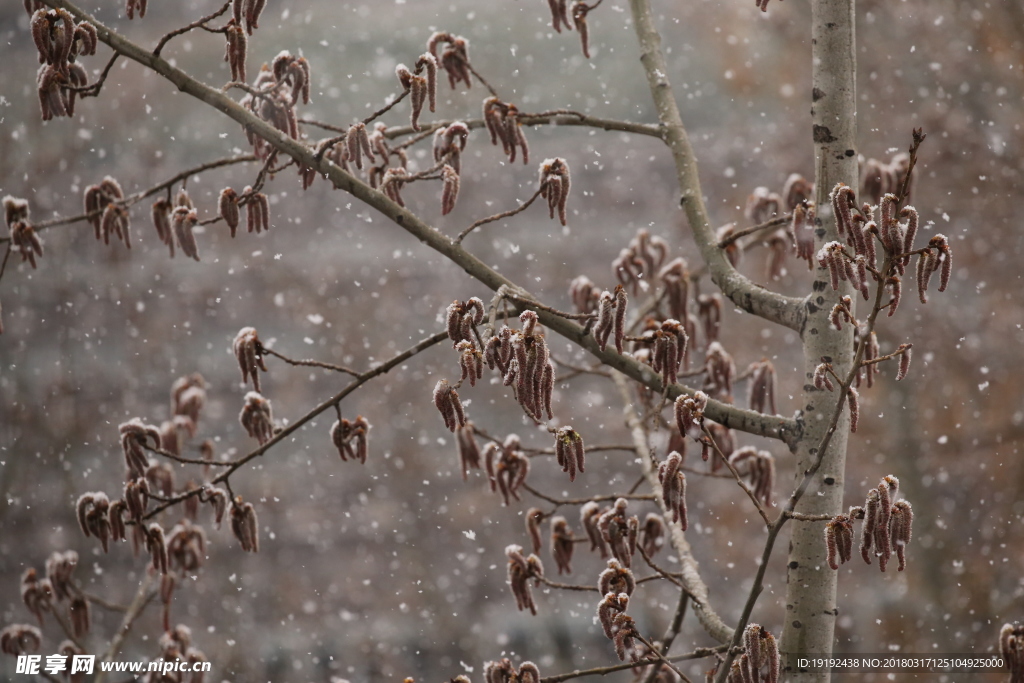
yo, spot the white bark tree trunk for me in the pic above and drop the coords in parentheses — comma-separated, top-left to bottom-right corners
(780, 0, 859, 680)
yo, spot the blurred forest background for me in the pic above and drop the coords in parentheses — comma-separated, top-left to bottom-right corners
(0, 0, 1022, 680)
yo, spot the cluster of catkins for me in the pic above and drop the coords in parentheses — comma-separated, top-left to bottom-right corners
(19, 551, 90, 638)
(728, 447, 776, 506)
(483, 659, 540, 683)
(716, 624, 781, 683)
(232, 327, 276, 445)
(825, 475, 913, 572)
(83, 176, 132, 249)
(4, 196, 42, 273)
(29, 7, 97, 121)
(484, 435, 530, 505)
(738, 174, 815, 277)
(331, 416, 370, 464)
(218, 185, 270, 238)
(483, 97, 530, 164)
(474, 310, 557, 423)
(152, 625, 209, 683)
(544, 0, 601, 59)
(1001, 623, 1024, 683)
(505, 545, 544, 615)
(239, 50, 311, 161)
(823, 182, 952, 312)
(613, 228, 670, 294)
(395, 54, 438, 131)
(597, 584, 641, 662)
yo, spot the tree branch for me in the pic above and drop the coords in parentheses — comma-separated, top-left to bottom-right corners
(613, 372, 733, 645)
(627, 0, 805, 333)
(38, 0, 798, 447)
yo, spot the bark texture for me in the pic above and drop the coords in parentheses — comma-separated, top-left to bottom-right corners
(780, 0, 859, 679)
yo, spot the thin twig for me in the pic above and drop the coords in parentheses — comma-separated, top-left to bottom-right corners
(152, 0, 231, 57)
(1, 155, 257, 243)
(539, 645, 725, 683)
(701, 425, 771, 527)
(641, 585, 690, 683)
(262, 347, 359, 377)
(143, 331, 448, 519)
(522, 483, 655, 508)
(95, 574, 157, 683)
(68, 50, 121, 97)
(455, 187, 545, 243)
(717, 214, 791, 249)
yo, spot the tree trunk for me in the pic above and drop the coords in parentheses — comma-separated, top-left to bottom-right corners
(780, 0, 859, 680)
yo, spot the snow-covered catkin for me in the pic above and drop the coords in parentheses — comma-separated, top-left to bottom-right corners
(847, 386, 860, 433)
(593, 291, 615, 351)
(554, 427, 585, 482)
(441, 164, 460, 215)
(895, 343, 913, 381)
(239, 392, 274, 445)
(219, 188, 240, 237)
(889, 500, 913, 571)
(813, 362, 834, 392)
(230, 498, 259, 552)
(580, 502, 608, 558)
(550, 516, 574, 575)
(455, 422, 480, 480)
(432, 379, 465, 432)
(233, 326, 268, 392)
(573, 2, 592, 58)
(525, 508, 545, 554)
(613, 284, 628, 354)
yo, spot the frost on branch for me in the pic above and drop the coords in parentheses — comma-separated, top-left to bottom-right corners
(239, 391, 274, 445)
(539, 157, 571, 226)
(506, 545, 543, 615)
(330, 415, 370, 464)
